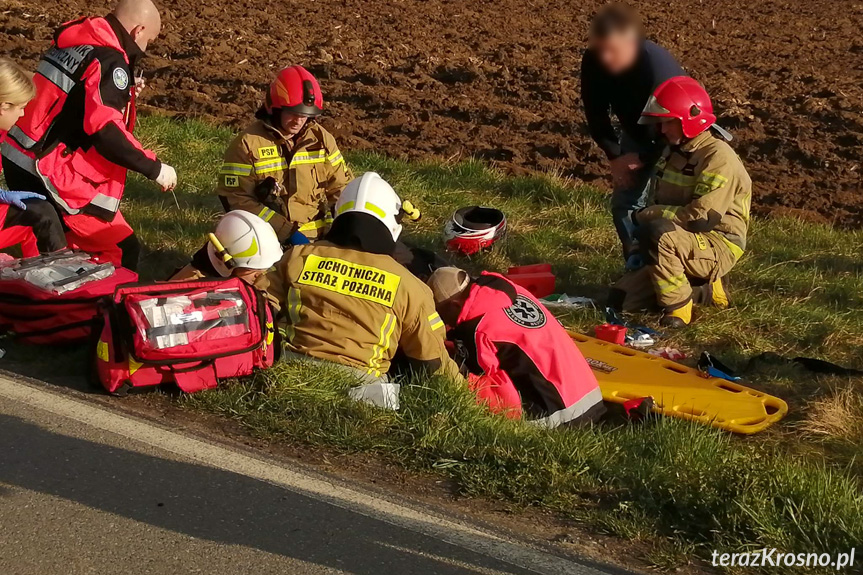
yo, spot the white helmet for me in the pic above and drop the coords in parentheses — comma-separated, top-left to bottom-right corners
(207, 210, 283, 277)
(334, 172, 404, 242)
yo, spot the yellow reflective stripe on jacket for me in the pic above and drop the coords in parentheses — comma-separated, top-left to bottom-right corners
(660, 205, 682, 220)
(254, 158, 289, 175)
(660, 169, 697, 187)
(285, 287, 303, 342)
(694, 171, 729, 197)
(220, 162, 253, 176)
(327, 150, 345, 167)
(367, 313, 396, 377)
(428, 312, 445, 332)
(298, 216, 334, 232)
(711, 232, 745, 261)
(657, 273, 687, 295)
(290, 150, 327, 167)
(258, 207, 277, 222)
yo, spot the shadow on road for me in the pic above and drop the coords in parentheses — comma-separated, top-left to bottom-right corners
(0, 413, 534, 575)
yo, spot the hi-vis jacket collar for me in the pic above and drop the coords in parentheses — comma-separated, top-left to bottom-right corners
(261, 118, 317, 149)
(678, 130, 718, 153)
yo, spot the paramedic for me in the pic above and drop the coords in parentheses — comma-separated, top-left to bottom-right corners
(1, 0, 178, 270)
(428, 267, 605, 427)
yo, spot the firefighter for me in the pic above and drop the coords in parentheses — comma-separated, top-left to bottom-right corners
(580, 2, 686, 268)
(428, 267, 605, 427)
(0, 57, 67, 256)
(265, 172, 461, 407)
(609, 76, 751, 327)
(169, 210, 283, 283)
(215, 65, 352, 245)
(0, 0, 178, 271)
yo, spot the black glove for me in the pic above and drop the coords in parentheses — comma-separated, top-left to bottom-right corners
(254, 177, 282, 212)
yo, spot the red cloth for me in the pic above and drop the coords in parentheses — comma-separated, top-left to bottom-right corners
(63, 210, 133, 266)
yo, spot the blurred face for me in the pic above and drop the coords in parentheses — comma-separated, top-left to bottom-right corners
(590, 30, 640, 75)
(660, 119, 686, 146)
(280, 110, 309, 138)
(0, 101, 29, 132)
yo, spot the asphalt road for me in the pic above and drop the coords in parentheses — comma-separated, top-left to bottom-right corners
(0, 376, 629, 575)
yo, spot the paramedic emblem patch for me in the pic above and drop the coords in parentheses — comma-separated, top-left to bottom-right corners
(113, 67, 129, 90)
(504, 295, 546, 329)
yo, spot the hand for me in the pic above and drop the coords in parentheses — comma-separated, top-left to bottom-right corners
(155, 163, 177, 191)
(134, 75, 145, 98)
(610, 153, 644, 189)
(0, 190, 47, 210)
(625, 253, 644, 272)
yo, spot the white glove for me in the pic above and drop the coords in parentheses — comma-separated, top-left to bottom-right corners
(155, 163, 177, 192)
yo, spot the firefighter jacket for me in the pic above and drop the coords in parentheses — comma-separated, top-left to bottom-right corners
(265, 241, 460, 379)
(0, 15, 161, 222)
(637, 131, 751, 260)
(448, 273, 605, 427)
(215, 119, 352, 242)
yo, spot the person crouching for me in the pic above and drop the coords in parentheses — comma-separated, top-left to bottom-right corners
(428, 267, 606, 428)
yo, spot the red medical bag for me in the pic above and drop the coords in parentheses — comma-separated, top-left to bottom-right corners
(0, 251, 138, 344)
(95, 278, 275, 395)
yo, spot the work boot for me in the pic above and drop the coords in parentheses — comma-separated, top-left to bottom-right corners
(703, 277, 730, 309)
(660, 300, 692, 328)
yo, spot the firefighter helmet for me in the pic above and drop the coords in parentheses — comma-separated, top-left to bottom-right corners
(639, 76, 732, 141)
(443, 207, 507, 256)
(335, 172, 405, 242)
(207, 211, 284, 277)
(265, 65, 323, 117)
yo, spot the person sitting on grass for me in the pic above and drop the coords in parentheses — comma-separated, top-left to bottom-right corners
(170, 210, 283, 285)
(264, 172, 461, 409)
(608, 76, 751, 327)
(428, 267, 605, 428)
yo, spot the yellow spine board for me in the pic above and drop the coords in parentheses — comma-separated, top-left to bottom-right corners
(569, 332, 788, 435)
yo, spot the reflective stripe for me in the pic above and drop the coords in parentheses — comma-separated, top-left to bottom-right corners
(660, 169, 697, 187)
(219, 162, 252, 176)
(285, 287, 303, 342)
(336, 201, 355, 215)
(254, 158, 289, 175)
(0, 141, 36, 175)
(327, 149, 345, 167)
(528, 388, 604, 429)
(713, 233, 745, 261)
(298, 216, 333, 232)
(698, 171, 728, 189)
(90, 193, 121, 214)
(660, 206, 682, 220)
(428, 312, 445, 332)
(36, 60, 75, 93)
(368, 314, 396, 377)
(7, 126, 37, 150)
(258, 207, 276, 222)
(364, 202, 386, 219)
(656, 273, 687, 295)
(290, 150, 327, 167)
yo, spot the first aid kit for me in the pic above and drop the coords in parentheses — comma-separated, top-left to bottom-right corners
(0, 251, 138, 344)
(96, 278, 275, 395)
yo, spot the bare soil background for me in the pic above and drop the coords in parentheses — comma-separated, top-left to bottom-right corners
(2, 0, 862, 224)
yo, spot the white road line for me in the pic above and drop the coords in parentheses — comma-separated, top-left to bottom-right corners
(0, 376, 619, 575)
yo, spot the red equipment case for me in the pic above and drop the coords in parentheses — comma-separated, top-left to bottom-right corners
(95, 278, 275, 396)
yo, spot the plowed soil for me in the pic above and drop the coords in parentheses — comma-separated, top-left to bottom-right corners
(3, 0, 862, 224)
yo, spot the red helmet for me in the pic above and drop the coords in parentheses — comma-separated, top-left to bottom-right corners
(266, 65, 323, 117)
(443, 207, 507, 256)
(639, 76, 732, 140)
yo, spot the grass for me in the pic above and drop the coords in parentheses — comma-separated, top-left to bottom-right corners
(45, 116, 863, 571)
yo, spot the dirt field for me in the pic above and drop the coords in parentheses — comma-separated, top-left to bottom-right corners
(2, 0, 862, 224)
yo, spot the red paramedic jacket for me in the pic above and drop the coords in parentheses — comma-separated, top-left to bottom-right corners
(449, 272, 605, 427)
(0, 15, 160, 221)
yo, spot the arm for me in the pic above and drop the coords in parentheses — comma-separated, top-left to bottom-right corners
(80, 57, 161, 180)
(399, 293, 464, 380)
(638, 150, 738, 232)
(320, 131, 353, 209)
(580, 52, 621, 159)
(216, 138, 294, 241)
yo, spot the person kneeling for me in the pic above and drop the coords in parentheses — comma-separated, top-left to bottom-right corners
(265, 172, 461, 409)
(428, 267, 605, 428)
(170, 210, 283, 284)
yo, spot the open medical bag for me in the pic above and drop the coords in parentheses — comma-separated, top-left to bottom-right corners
(0, 251, 138, 344)
(96, 278, 275, 395)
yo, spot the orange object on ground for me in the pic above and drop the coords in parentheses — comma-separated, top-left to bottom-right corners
(595, 323, 627, 344)
(505, 264, 555, 298)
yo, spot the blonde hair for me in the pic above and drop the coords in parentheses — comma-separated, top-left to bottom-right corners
(0, 58, 36, 106)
